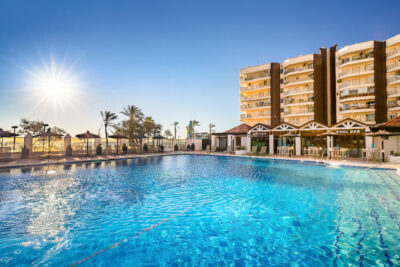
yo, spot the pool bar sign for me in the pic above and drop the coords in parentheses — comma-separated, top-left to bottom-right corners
(333, 129, 363, 135)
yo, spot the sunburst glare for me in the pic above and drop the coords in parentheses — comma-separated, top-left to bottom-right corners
(24, 56, 84, 112)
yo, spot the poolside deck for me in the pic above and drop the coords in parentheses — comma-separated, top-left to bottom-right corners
(0, 151, 399, 170)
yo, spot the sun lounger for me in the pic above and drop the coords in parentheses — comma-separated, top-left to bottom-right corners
(258, 146, 267, 155)
(249, 146, 258, 155)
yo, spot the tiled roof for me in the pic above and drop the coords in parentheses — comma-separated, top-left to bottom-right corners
(374, 116, 400, 130)
(224, 123, 252, 134)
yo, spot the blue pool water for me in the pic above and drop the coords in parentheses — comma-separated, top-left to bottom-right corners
(0, 155, 400, 266)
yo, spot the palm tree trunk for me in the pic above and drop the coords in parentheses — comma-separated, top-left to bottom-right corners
(105, 125, 108, 156)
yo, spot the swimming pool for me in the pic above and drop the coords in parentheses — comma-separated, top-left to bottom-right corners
(0, 155, 399, 266)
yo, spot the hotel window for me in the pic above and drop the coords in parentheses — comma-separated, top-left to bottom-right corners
(366, 114, 375, 122)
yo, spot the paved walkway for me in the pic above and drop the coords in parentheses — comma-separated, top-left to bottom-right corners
(0, 151, 399, 170)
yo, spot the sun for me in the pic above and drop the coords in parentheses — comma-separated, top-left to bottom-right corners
(29, 59, 81, 106)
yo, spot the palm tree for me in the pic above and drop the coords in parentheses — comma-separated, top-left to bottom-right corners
(172, 121, 179, 139)
(120, 105, 143, 121)
(165, 129, 172, 139)
(101, 110, 118, 154)
(143, 117, 155, 147)
(120, 105, 144, 145)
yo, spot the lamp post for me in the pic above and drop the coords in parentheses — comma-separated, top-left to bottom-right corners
(12, 126, 18, 149)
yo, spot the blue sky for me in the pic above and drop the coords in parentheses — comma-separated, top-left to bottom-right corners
(0, 0, 399, 137)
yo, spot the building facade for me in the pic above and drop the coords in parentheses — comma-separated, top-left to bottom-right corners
(240, 33, 400, 128)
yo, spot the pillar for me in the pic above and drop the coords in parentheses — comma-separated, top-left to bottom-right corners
(246, 135, 251, 152)
(211, 135, 217, 151)
(64, 134, 71, 150)
(295, 136, 301, 156)
(269, 134, 274, 155)
(365, 135, 373, 149)
(95, 138, 101, 149)
(24, 133, 33, 155)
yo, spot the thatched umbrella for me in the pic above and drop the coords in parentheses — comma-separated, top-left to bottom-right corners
(34, 128, 63, 159)
(75, 131, 100, 156)
(0, 128, 19, 147)
(109, 134, 127, 155)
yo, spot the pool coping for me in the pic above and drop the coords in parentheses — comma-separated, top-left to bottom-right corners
(0, 151, 399, 171)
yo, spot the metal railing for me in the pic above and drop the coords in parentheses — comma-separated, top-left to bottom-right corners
(387, 75, 400, 84)
(339, 52, 374, 66)
(240, 92, 270, 101)
(338, 77, 374, 89)
(387, 60, 400, 71)
(340, 104, 374, 111)
(284, 76, 313, 85)
(240, 83, 270, 92)
(338, 64, 374, 78)
(284, 65, 313, 75)
(284, 86, 313, 96)
(387, 48, 400, 58)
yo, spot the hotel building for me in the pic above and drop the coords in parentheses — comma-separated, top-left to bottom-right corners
(241, 33, 400, 127)
(386, 34, 400, 120)
(239, 63, 281, 126)
(235, 33, 400, 158)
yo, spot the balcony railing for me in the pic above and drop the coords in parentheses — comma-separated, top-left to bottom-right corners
(241, 103, 271, 110)
(284, 86, 313, 96)
(340, 92, 374, 100)
(340, 104, 374, 111)
(284, 107, 314, 115)
(284, 98, 314, 105)
(284, 75, 314, 85)
(338, 77, 374, 89)
(387, 60, 400, 71)
(387, 74, 400, 84)
(388, 99, 400, 109)
(338, 64, 374, 78)
(339, 52, 374, 66)
(388, 88, 400, 97)
(284, 65, 313, 75)
(240, 83, 270, 92)
(241, 112, 270, 119)
(241, 72, 270, 82)
(240, 92, 270, 101)
(387, 48, 400, 58)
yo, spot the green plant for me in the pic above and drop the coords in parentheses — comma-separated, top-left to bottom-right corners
(337, 79, 342, 83)
(236, 146, 246, 150)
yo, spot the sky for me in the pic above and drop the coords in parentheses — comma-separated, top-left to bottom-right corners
(0, 0, 400, 137)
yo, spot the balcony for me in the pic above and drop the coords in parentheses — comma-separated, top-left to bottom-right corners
(387, 48, 400, 59)
(284, 107, 314, 117)
(338, 52, 374, 67)
(340, 103, 375, 113)
(240, 92, 270, 102)
(240, 72, 270, 83)
(241, 103, 271, 111)
(241, 112, 270, 119)
(387, 74, 400, 85)
(284, 75, 314, 86)
(387, 60, 400, 72)
(338, 77, 374, 90)
(284, 86, 313, 97)
(284, 65, 313, 75)
(339, 92, 375, 103)
(388, 88, 400, 98)
(240, 84, 270, 93)
(338, 65, 374, 79)
(388, 98, 400, 110)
